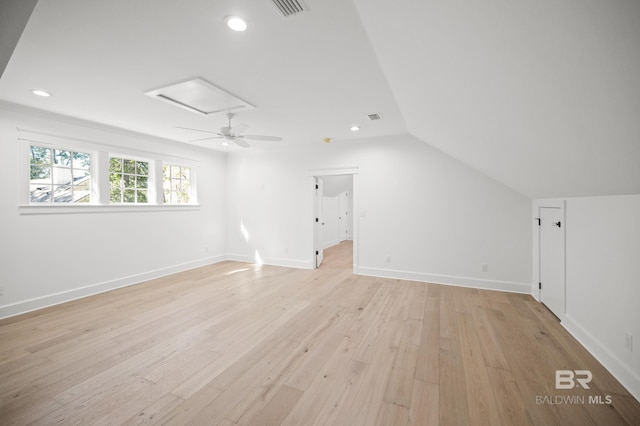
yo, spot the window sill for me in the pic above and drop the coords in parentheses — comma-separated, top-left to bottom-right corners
(18, 204, 201, 215)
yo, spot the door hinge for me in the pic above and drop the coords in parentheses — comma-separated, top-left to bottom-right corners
(315, 217, 319, 222)
(315, 184, 319, 189)
(535, 218, 541, 226)
(316, 250, 319, 255)
(539, 282, 542, 290)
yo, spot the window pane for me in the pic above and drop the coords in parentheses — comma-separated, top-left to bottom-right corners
(74, 192, 91, 203)
(110, 187, 122, 203)
(123, 189, 135, 203)
(52, 167, 72, 185)
(31, 165, 51, 180)
(171, 166, 181, 179)
(73, 152, 91, 169)
(137, 190, 148, 203)
(163, 164, 170, 178)
(73, 169, 90, 181)
(123, 159, 136, 174)
(182, 168, 190, 180)
(109, 157, 122, 173)
(53, 150, 72, 166)
(30, 184, 51, 202)
(136, 176, 147, 189)
(110, 173, 122, 186)
(53, 185, 73, 202)
(30, 146, 51, 165)
(73, 177, 91, 201)
(136, 161, 149, 176)
(123, 174, 135, 188)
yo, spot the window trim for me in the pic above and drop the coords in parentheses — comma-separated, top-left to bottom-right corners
(162, 162, 196, 205)
(17, 129, 200, 215)
(108, 154, 153, 205)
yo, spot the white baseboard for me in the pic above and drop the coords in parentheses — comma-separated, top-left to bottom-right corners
(562, 315, 640, 401)
(225, 253, 313, 270)
(357, 266, 530, 294)
(0, 255, 226, 320)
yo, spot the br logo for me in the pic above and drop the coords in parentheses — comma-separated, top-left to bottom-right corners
(556, 370, 592, 389)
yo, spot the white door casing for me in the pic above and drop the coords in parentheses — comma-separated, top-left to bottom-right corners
(314, 177, 324, 268)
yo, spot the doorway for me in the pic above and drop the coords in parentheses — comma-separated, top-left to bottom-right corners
(311, 168, 358, 272)
(536, 204, 566, 319)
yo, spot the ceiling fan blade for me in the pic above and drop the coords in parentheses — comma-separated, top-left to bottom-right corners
(232, 138, 251, 148)
(242, 135, 282, 141)
(176, 126, 219, 135)
(231, 123, 249, 135)
(190, 136, 224, 142)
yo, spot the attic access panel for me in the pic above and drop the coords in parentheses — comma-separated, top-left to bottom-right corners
(144, 78, 254, 116)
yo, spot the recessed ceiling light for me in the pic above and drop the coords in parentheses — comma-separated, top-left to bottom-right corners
(225, 16, 247, 32)
(31, 89, 51, 97)
(350, 125, 360, 132)
(221, 141, 230, 146)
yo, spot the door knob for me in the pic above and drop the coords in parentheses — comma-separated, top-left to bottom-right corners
(554, 221, 561, 227)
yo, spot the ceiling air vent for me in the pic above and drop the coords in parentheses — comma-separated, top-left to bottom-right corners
(367, 113, 382, 121)
(144, 78, 254, 116)
(271, 0, 308, 17)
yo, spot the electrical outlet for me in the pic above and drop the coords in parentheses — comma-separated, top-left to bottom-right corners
(625, 333, 633, 352)
(481, 264, 489, 272)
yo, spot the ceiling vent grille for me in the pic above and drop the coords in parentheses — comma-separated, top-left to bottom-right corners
(271, 0, 308, 17)
(367, 113, 382, 121)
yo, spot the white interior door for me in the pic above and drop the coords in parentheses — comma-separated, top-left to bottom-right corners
(314, 178, 324, 267)
(539, 207, 565, 318)
(338, 191, 348, 242)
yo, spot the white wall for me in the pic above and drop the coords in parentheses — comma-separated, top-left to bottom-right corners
(226, 134, 531, 292)
(0, 103, 227, 318)
(559, 195, 640, 399)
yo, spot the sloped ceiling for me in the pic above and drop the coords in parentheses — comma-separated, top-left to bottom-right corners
(354, 0, 640, 198)
(1, 0, 638, 199)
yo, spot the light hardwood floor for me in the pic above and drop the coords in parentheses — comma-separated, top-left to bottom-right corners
(1, 241, 639, 425)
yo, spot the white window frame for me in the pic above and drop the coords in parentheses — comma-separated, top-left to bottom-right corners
(162, 162, 197, 205)
(26, 143, 97, 205)
(17, 129, 200, 215)
(108, 154, 154, 205)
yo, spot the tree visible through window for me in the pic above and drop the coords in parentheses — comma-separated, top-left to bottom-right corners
(29, 145, 91, 203)
(163, 164, 191, 204)
(109, 157, 149, 203)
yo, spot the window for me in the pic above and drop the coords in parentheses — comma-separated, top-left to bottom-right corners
(163, 164, 191, 204)
(109, 157, 149, 203)
(29, 145, 91, 203)
(20, 130, 199, 213)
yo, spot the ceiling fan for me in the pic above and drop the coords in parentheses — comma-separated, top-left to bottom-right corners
(177, 113, 282, 148)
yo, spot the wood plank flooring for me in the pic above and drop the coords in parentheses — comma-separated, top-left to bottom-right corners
(1, 241, 639, 425)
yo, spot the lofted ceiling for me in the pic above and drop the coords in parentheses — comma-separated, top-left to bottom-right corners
(1, 0, 639, 199)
